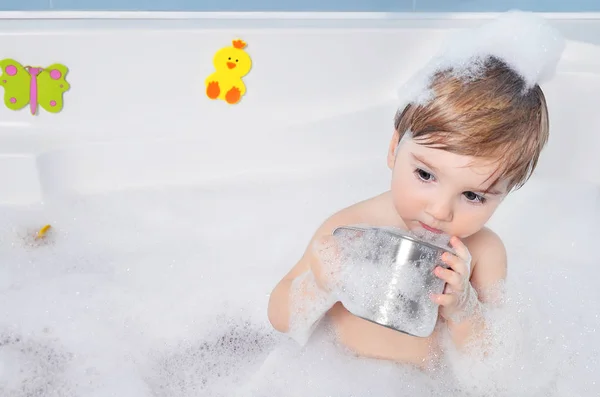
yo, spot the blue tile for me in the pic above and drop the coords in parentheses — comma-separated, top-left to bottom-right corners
(415, 0, 600, 12)
(50, 0, 414, 12)
(5, 0, 600, 13)
(0, 0, 49, 10)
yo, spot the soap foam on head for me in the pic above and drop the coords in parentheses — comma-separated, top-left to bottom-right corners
(398, 10, 566, 106)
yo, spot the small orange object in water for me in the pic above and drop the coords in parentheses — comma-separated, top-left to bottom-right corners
(35, 224, 51, 239)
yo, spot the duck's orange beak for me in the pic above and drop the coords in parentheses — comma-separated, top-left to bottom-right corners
(227, 62, 236, 69)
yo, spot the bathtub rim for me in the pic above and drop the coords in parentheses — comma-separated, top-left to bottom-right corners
(1, 11, 600, 21)
(1, 11, 599, 35)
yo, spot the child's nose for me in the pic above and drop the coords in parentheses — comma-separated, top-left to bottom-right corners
(426, 198, 453, 223)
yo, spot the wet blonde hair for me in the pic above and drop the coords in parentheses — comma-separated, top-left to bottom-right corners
(394, 56, 549, 193)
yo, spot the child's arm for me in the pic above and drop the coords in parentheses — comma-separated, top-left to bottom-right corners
(267, 217, 343, 344)
(436, 229, 508, 350)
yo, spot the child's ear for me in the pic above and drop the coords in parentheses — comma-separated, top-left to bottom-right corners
(387, 129, 401, 170)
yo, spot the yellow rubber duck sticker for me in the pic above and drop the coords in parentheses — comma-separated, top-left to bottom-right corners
(205, 39, 252, 105)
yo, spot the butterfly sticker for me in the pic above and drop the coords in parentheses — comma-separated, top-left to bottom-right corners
(0, 58, 70, 115)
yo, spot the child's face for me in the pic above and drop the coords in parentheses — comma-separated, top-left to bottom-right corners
(387, 131, 508, 239)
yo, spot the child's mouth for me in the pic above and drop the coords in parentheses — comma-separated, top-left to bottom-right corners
(419, 222, 444, 234)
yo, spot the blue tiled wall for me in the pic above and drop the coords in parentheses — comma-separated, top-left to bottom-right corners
(1, 0, 599, 12)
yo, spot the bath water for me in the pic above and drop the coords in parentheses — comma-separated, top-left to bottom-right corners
(0, 161, 598, 396)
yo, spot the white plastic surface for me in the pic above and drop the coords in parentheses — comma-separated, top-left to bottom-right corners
(0, 12, 599, 205)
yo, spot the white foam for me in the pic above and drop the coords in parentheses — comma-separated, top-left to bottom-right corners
(398, 10, 566, 105)
(301, 226, 467, 338)
(0, 165, 598, 396)
(437, 276, 582, 397)
(288, 269, 337, 346)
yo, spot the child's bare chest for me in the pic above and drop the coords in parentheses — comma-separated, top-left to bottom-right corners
(328, 302, 439, 367)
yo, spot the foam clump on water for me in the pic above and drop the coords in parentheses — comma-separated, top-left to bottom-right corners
(435, 278, 575, 397)
(0, 192, 283, 397)
(237, 320, 442, 397)
(145, 317, 279, 397)
(399, 10, 566, 105)
(0, 329, 74, 397)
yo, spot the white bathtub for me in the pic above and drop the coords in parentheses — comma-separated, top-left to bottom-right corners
(0, 11, 599, 397)
(0, 12, 599, 203)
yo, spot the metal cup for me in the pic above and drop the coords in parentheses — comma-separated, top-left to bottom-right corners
(331, 225, 453, 338)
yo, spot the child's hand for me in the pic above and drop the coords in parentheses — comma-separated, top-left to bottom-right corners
(431, 236, 480, 323)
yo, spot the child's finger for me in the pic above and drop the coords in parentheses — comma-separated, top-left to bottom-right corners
(449, 236, 471, 262)
(441, 252, 468, 277)
(435, 265, 462, 286)
(431, 293, 456, 307)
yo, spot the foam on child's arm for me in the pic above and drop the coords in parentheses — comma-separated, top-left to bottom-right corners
(288, 270, 337, 346)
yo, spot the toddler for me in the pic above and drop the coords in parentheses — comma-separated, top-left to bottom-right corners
(267, 11, 565, 369)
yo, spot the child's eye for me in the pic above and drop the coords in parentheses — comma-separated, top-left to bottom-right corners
(415, 168, 434, 182)
(464, 191, 486, 204)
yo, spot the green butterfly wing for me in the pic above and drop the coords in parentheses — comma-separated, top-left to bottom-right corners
(0, 58, 30, 111)
(38, 63, 70, 114)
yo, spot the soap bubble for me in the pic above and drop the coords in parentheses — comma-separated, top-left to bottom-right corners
(399, 10, 566, 106)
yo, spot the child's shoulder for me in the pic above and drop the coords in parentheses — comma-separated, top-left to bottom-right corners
(464, 227, 506, 263)
(316, 192, 398, 235)
(463, 226, 508, 296)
